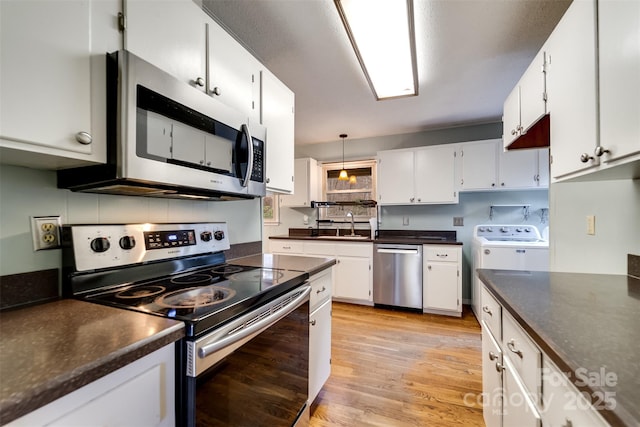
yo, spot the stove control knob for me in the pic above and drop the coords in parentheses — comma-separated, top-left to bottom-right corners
(524, 228, 531, 232)
(515, 228, 523, 232)
(478, 227, 485, 232)
(500, 227, 509, 233)
(90, 237, 110, 253)
(200, 231, 213, 242)
(214, 230, 225, 241)
(119, 235, 136, 250)
(486, 227, 493, 232)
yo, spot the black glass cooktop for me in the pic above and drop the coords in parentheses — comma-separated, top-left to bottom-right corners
(83, 264, 307, 336)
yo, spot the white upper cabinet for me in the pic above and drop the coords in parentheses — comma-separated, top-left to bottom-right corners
(124, 0, 206, 90)
(377, 146, 458, 205)
(414, 145, 458, 204)
(208, 20, 261, 124)
(459, 139, 499, 191)
(519, 50, 547, 135)
(261, 69, 295, 194)
(499, 148, 548, 189)
(377, 149, 415, 205)
(281, 158, 319, 207)
(0, 0, 119, 168)
(597, 0, 640, 167)
(503, 49, 547, 149)
(545, 0, 599, 180)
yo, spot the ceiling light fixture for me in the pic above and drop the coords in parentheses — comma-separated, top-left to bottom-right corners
(334, 0, 418, 100)
(338, 133, 349, 181)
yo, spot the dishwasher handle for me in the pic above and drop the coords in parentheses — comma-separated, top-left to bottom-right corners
(376, 248, 420, 255)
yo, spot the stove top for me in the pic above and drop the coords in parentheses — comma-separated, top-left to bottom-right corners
(82, 263, 305, 335)
(62, 223, 309, 336)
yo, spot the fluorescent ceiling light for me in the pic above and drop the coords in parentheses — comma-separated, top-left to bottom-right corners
(335, 0, 418, 100)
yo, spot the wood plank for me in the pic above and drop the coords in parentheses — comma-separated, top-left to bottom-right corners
(310, 303, 484, 426)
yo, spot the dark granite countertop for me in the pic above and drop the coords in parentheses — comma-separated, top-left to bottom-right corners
(0, 299, 184, 424)
(477, 269, 640, 427)
(230, 254, 336, 276)
(269, 235, 462, 245)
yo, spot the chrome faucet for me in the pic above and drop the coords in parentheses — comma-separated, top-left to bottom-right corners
(346, 211, 355, 236)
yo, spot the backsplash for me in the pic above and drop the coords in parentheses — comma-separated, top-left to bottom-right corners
(0, 165, 262, 277)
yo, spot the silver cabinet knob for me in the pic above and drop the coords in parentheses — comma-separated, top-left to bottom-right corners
(309, 319, 316, 326)
(495, 361, 505, 372)
(75, 131, 92, 145)
(210, 86, 221, 96)
(594, 146, 610, 157)
(427, 265, 432, 271)
(482, 306, 492, 316)
(511, 129, 517, 136)
(580, 153, 594, 163)
(417, 198, 421, 202)
(489, 351, 498, 361)
(194, 77, 205, 87)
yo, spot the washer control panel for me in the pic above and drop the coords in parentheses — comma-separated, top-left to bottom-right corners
(474, 224, 542, 241)
(65, 222, 230, 272)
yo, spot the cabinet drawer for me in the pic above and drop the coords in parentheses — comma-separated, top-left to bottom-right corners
(335, 242, 371, 257)
(424, 246, 459, 262)
(480, 286, 502, 340)
(502, 310, 541, 403)
(270, 240, 304, 254)
(540, 357, 608, 427)
(309, 268, 332, 312)
(304, 241, 335, 256)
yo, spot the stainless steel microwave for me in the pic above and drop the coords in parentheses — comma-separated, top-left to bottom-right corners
(58, 50, 266, 200)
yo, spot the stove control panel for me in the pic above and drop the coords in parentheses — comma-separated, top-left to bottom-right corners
(65, 222, 230, 272)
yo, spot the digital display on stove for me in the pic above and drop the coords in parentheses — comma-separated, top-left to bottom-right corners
(144, 229, 196, 250)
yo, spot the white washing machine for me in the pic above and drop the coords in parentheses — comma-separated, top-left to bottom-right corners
(471, 224, 549, 319)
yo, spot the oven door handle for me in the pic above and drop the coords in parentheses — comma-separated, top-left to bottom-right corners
(198, 285, 311, 360)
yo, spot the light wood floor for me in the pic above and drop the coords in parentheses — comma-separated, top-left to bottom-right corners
(309, 303, 485, 427)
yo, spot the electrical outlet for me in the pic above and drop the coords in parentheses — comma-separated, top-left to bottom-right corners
(31, 216, 62, 251)
(403, 216, 410, 226)
(453, 217, 464, 226)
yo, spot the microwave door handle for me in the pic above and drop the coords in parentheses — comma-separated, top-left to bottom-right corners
(241, 124, 253, 188)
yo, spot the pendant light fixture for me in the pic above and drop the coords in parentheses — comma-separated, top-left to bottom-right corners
(338, 133, 349, 181)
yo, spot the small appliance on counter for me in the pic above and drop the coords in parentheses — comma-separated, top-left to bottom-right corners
(62, 222, 310, 427)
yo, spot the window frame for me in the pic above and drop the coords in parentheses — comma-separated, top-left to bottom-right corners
(321, 159, 377, 220)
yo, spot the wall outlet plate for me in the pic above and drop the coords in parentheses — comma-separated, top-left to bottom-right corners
(31, 216, 62, 251)
(453, 217, 464, 226)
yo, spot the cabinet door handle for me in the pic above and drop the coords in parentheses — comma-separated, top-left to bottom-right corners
(309, 319, 316, 326)
(75, 131, 92, 145)
(283, 246, 291, 250)
(507, 339, 523, 358)
(561, 418, 574, 427)
(495, 361, 505, 372)
(436, 253, 448, 258)
(427, 265, 432, 271)
(580, 153, 594, 163)
(194, 77, 205, 87)
(482, 306, 492, 316)
(316, 286, 326, 294)
(489, 351, 498, 361)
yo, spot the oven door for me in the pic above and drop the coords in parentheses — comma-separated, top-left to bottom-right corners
(179, 285, 311, 427)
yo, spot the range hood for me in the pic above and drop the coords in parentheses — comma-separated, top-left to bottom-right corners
(506, 114, 550, 150)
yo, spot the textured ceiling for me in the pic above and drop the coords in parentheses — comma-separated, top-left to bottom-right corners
(202, 0, 571, 145)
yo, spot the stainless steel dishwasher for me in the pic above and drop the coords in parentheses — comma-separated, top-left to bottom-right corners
(373, 243, 423, 310)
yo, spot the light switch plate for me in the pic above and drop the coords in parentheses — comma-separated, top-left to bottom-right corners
(586, 215, 596, 235)
(453, 217, 464, 226)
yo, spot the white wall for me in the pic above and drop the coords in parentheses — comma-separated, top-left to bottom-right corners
(549, 179, 640, 274)
(0, 165, 262, 276)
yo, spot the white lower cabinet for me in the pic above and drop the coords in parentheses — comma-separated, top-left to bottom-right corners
(308, 268, 332, 404)
(270, 239, 373, 305)
(422, 245, 462, 316)
(480, 285, 607, 427)
(309, 299, 331, 404)
(502, 356, 542, 427)
(481, 323, 503, 427)
(7, 344, 175, 427)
